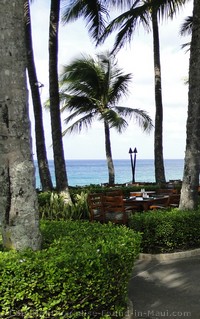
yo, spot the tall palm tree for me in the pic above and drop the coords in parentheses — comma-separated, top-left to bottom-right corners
(179, 0, 200, 210)
(62, 0, 189, 185)
(24, 0, 53, 191)
(59, 52, 153, 184)
(49, 0, 71, 201)
(0, 0, 41, 250)
(98, 0, 189, 184)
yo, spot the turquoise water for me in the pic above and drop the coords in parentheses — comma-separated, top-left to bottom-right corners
(34, 159, 184, 188)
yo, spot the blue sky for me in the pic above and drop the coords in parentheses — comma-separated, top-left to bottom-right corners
(29, 1, 193, 160)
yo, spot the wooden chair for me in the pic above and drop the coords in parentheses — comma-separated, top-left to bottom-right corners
(167, 194, 180, 208)
(87, 193, 105, 222)
(150, 194, 180, 210)
(103, 195, 127, 224)
(149, 196, 170, 210)
(156, 189, 177, 195)
(105, 189, 123, 196)
(124, 197, 143, 213)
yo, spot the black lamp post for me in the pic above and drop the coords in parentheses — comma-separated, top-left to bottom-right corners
(129, 147, 138, 183)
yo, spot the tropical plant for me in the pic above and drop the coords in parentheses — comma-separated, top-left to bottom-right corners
(59, 52, 153, 184)
(49, 0, 71, 202)
(62, 0, 189, 184)
(24, 0, 53, 191)
(179, 0, 200, 210)
(0, 0, 41, 250)
(39, 191, 88, 220)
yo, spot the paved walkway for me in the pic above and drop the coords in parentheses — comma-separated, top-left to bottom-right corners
(127, 254, 200, 319)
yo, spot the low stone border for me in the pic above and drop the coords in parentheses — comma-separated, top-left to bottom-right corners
(139, 247, 200, 261)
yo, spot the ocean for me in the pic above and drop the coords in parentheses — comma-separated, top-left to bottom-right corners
(34, 159, 184, 189)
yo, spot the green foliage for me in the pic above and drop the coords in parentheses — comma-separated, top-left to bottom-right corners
(68, 191, 89, 220)
(37, 185, 161, 222)
(129, 208, 200, 253)
(38, 191, 89, 221)
(0, 221, 141, 319)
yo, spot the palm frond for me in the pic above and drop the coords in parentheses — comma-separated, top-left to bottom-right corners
(155, 0, 188, 21)
(62, 113, 95, 135)
(63, 109, 86, 125)
(97, 3, 151, 52)
(108, 0, 137, 10)
(180, 42, 191, 52)
(180, 15, 193, 36)
(109, 73, 132, 104)
(102, 109, 128, 133)
(60, 95, 99, 114)
(63, 108, 95, 126)
(60, 55, 105, 98)
(114, 106, 154, 133)
(61, 0, 109, 40)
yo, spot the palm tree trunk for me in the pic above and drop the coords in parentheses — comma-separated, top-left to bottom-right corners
(179, 0, 200, 210)
(49, 0, 71, 200)
(152, 9, 166, 184)
(104, 121, 115, 185)
(24, 0, 53, 191)
(0, 0, 41, 251)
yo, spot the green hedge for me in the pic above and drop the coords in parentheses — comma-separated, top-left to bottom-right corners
(129, 209, 200, 253)
(0, 221, 141, 319)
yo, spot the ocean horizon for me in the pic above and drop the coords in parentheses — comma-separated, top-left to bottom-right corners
(34, 159, 184, 189)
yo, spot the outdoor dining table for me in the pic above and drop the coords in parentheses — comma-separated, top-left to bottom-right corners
(130, 190, 156, 196)
(124, 195, 169, 212)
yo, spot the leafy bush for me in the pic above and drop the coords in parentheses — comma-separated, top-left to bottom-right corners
(38, 192, 89, 220)
(68, 192, 89, 220)
(129, 208, 200, 253)
(37, 191, 52, 210)
(0, 221, 141, 319)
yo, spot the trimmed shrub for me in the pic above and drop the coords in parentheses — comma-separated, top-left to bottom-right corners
(0, 221, 141, 319)
(129, 208, 200, 253)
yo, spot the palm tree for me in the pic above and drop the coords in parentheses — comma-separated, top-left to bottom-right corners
(59, 52, 153, 184)
(24, 0, 53, 191)
(179, 0, 200, 210)
(49, 0, 71, 201)
(62, 0, 189, 185)
(0, 0, 41, 250)
(98, 0, 190, 184)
